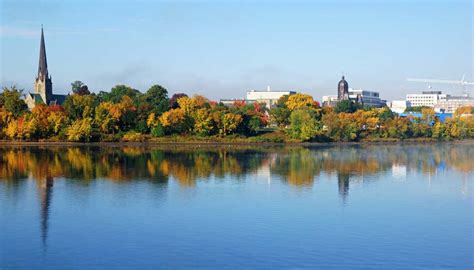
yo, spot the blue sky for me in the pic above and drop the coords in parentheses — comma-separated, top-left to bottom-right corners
(1, 0, 472, 101)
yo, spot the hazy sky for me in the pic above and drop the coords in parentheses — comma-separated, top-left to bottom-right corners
(1, 0, 472, 101)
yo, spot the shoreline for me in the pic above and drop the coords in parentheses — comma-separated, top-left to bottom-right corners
(0, 139, 473, 147)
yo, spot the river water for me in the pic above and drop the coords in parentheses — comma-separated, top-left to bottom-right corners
(0, 144, 472, 269)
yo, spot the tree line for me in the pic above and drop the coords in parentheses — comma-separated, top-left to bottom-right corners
(0, 82, 473, 142)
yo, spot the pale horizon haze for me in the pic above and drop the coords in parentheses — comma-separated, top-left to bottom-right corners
(1, 0, 473, 102)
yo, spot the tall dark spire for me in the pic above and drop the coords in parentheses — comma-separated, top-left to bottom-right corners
(38, 26, 48, 81)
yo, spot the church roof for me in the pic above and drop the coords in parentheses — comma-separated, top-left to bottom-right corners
(51, 94, 67, 105)
(26, 93, 44, 103)
(25, 93, 68, 105)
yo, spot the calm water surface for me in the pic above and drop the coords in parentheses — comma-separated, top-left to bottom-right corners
(0, 144, 472, 269)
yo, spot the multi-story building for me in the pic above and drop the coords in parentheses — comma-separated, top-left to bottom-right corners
(323, 76, 385, 108)
(322, 95, 339, 107)
(388, 100, 411, 113)
(405, 91, 446, 108)
(219, 99, 246, 107)
(246, 86, 296, 109)
(434, 94, 474, 113)
(348, 88, 385, 108)
(219, 86, 296, 109)
(405, 90, 473, 112)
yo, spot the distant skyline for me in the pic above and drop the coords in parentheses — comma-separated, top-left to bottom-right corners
(1, 0, 472, 101)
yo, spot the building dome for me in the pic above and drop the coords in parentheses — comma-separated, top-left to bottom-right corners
(338, 76, 349, 100)
(338, 76, 348, 89)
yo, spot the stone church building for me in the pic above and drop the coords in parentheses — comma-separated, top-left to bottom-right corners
(25, 27, 67, 109)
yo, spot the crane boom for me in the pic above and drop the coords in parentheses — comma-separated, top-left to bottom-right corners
(406, 76, 473, 86)
(406, 78, 461, 84)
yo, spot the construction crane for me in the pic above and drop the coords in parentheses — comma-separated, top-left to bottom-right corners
(406, 74, 474, 94)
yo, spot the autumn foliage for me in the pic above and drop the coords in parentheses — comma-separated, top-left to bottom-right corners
(0, 85, 473, 142)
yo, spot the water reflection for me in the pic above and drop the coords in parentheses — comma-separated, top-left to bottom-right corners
(39, 176, 53, 248)
(338, 173, 350, 202)
(0, 144, 472, 247)
(1, 144, 472, 187)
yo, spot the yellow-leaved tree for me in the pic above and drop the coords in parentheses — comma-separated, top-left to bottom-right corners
(218, 113, 242, 135)
(66, 118, 93, 142)
(454, 106, 473, 117)
(286, 93, 318, 111)
(193, 108, 214, 136)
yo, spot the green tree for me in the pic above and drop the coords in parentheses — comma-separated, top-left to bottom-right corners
(288, 109, 322, 141)
(143, 84, 169, 115)
(275, 95, 290, 108)
(384, 118, 411, 139)
(269, 95, 291, 128)
(71, 81, 84, 94)
(63, 94, 98, 120)
(270, 107, 291, 128)
(334, 100, 357, 113)
(77, 85, 90, 95)
(247, 115, 263, 134)
(136, 85, 169, 133)
(99, 85, 141, 104)
(0, 86, 28, 117)
(377, 107, 395, 121)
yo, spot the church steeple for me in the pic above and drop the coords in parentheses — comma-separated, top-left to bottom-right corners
(34, 26, 53, 104)
(38, 26, 48, 81)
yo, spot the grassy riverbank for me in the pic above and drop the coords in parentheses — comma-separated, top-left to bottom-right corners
(1, 131, 473, 146)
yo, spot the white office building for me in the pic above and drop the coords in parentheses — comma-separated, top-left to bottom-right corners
(434, 94, 474, 113)
(246, 86, 296, 109)
(322, 95, 339, 107)
(219, 99, 246, 107)
(348, 88, 385, 107)
(219, 86, 296, 109)
(388, 100, 411, 114)
(406, 91, 446, 107)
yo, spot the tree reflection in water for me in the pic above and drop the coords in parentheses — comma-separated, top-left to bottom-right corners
(0, 144, 472, 246)
(1, 144, 472, 187)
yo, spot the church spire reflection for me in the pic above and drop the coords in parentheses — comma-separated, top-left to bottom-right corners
(38, 176, 53, 248)
(337, 173, 350, 203)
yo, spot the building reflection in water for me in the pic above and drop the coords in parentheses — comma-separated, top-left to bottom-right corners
(0, 144, 472, 244)
(337, 173, 350, 203)
(38, 176, 53, 248)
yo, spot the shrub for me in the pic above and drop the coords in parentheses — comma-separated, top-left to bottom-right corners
(151, 124, 165, 137)
(122, 131, 146, 142)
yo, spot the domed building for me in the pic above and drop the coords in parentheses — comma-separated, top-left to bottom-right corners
(337, 76, 349, 101)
